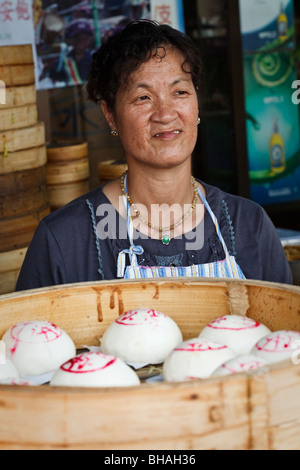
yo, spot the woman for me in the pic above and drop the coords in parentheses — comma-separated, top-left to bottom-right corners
(16, 20, 292, 290)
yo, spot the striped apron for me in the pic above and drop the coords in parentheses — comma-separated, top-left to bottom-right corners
(117, 176, 246, 280)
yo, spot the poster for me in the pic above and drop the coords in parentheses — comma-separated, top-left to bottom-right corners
(239, 0, 295, 53)
(0, 0, 34, 45)
(34, 0, 148, 90)
(34, 0, 185, 90)
(244, 51, 300, 205)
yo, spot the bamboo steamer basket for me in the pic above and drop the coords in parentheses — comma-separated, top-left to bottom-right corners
(46, 142, 90, 210)
(0, 45, 33, 66)
(0, 165, 46, 197)
(47, 141, 88, 163)
(0, 104, 37, 131)
(0, 247, 28, 295)
(47, 181, 90, 211)
(1, 84, 36, 110)
(0, 182, 48, 219)
(0, 64, 35, 87)
(46, 158, 90, 185)
(0, 146, 47, 175)
(0, 122, 45, 154)
(0, 206, 50, 253)
(0, 278, 299, 450)
(284, 245, 300, 261)
(284, 245, 300, 285)
(0, 45, 34, 97)
(98, 159, 128, 185)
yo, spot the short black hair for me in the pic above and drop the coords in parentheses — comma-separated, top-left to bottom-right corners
(86, 19, 204, 113)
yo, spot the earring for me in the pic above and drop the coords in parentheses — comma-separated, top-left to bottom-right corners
(111, 130, 119, 137)
(197, 118, 201, 126)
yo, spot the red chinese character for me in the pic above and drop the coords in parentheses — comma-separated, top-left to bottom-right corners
(154, 5, 172, 25)
(0, 1, 14, 21)
(16, 0, 30, 20)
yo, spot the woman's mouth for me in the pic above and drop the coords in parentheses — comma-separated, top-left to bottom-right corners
(153, 130, 182, 139)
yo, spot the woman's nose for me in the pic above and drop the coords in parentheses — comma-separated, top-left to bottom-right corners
(151, 98, 178, 124)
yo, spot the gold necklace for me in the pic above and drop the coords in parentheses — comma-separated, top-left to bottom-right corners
(120, 172, 198, 245)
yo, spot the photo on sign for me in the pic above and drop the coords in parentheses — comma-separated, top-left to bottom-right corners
(34, 0, 151, 90)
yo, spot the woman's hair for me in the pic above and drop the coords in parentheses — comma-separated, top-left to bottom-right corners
(86, 19, 204, 113)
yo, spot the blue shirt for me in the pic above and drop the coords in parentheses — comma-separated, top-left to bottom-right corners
(16, 181, 293, 290)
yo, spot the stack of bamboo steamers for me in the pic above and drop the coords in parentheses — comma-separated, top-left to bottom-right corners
(0, 45, 50, 295)
(46, 141, 90, 211)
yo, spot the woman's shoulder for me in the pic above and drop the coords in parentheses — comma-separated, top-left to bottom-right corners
(202, 181, 266, 217)
(200, 181, 272, 241)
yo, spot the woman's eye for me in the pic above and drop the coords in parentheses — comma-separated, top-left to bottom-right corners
(137, 95, 149, 101)
(175, 90, 188, 96)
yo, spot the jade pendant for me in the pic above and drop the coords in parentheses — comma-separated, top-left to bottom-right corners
(161, 233, 170, 245)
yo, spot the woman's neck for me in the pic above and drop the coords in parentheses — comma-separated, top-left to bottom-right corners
(126, 164, 194, 209)
(102, 161, 206, 241)
(123, 163, 206, 240)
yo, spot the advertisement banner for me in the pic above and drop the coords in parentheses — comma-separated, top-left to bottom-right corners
(239, 0, 295, 53)
(244, 51, 300, 205)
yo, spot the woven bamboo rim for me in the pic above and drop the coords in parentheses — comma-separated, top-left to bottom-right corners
(0, 64, 35, 87)
(47, 142, 88, 163)
(0, 104, 37, 132)
(0, 122, 45, 154)
(48, 181, 90, 210)
(98, 159, 128, 184)
(0, 146, 47, 175)
(0, 85, 36, 110)
(46, 158, 90, 185)
(0, 45, 33, 66)
(0, 166, 46, 197)
(0, 183, 49, 219)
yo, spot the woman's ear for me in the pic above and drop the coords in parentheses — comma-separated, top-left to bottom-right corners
(101, 101, 117, 133)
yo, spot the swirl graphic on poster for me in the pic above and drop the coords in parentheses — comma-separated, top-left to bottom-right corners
(252, 52, 293, 87)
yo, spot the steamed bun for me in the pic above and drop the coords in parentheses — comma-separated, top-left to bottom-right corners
(101, 308, 183, 364)
(162, 337, 236, 382)
(2, 321, 76, 376)
(212, 354, 269, 377)
(50, 351, 140, 388)
(0, 357, 19, 381)
(199, 315, 271, 355)
(251, 330, 300, 364)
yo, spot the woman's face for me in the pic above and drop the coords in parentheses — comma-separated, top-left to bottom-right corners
(101, 47, 199, 171)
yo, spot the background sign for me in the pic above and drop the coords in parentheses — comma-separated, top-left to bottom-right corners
(0, 0, 185, 90)
(0, 0, 34, 45)
(239, 0, 295, 53)
(34, 0, 184, 90)
(151, 0, 184, 33)
(244, 51, 300, 205)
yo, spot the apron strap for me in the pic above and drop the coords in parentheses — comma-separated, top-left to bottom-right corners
(197, 186, 231, 259)
(117, 244, 144, 278)
(117, 178, 144, 277)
